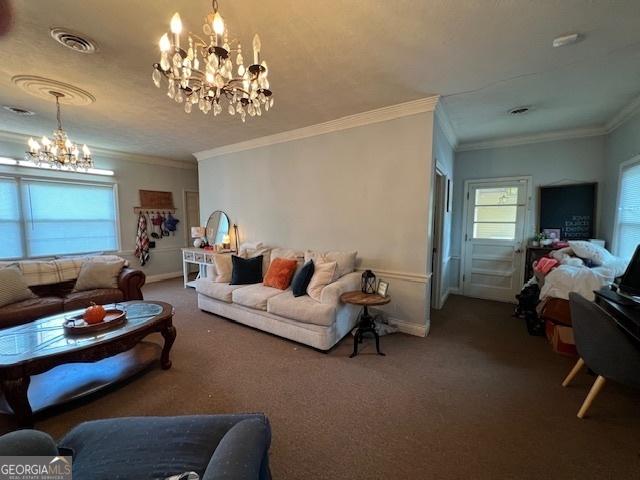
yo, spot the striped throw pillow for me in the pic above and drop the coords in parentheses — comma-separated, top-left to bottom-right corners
(0, 267, 36, 308)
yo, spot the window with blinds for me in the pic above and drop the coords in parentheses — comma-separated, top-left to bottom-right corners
(615, 161, 640, 260)
(0, 177, 23, 259)
(0, 177, 118, 260)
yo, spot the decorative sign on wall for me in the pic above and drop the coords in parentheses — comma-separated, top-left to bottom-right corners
(138, 190, 175, 210)
(539, 183, 597, 240)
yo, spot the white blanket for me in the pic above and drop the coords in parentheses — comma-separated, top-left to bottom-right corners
(540, 242, 628, 301)
(540, 265, 615, 301)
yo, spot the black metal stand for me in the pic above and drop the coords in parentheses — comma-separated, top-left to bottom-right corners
(350, 305, 385, 358)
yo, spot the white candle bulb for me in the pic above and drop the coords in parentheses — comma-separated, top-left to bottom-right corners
(159, 33, 171, 52)
(170, 13, 182, 34)
(213, 12, 225, 36)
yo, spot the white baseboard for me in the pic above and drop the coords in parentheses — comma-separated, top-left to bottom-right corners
(145, 271, 183, 284)
(448, 287, 460, 295)
(388, 317, 428, 337)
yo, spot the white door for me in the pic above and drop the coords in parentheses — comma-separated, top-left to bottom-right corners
(463, 179, 529, 303)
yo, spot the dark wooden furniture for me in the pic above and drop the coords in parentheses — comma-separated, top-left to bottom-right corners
(0, 301, 176, 426)
(340, 291, 390, 358)
(594, 288, 640, 344)
(524, 245, 561, 283)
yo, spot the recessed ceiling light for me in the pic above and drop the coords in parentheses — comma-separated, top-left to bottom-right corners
(2, 105, 35, 116)
(508, 106, 531, 116)
(50, 27, 97, 54)
(553, 33, 581, 48)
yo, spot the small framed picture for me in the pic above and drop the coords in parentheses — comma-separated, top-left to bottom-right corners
(377, 280, 389, 297)
(543, 228, 561, 241)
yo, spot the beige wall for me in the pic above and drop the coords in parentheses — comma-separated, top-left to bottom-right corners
(0, 135, 198, 280)
(198, 112, 435, 334)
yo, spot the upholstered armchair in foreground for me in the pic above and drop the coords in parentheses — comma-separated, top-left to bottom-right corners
(0, 414, 272, 480)
(562, 293, 640, 418)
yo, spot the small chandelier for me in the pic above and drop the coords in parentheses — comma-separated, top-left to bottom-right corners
(152, 0, 273, 122)
(25, 91, 93, 170)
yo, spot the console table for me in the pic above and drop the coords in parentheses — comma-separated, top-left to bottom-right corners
(181, 248, 235, 288)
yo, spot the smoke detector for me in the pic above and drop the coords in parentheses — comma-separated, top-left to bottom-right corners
(2, 105, 35, 116)
(50, 28, 97, 54)
(508, 106, 531, 116)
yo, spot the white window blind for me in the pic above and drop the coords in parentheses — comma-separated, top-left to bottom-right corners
(22, 180, 118, 257)
(0, 177, 23, 259)
(616, 162, 640, 260)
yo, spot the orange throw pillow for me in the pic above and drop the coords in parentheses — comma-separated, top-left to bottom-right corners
(264, 258, 298, 290)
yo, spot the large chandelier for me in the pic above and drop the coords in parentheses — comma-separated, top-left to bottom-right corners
(152, 0, 273, 122)
(25, 91, 92, 170)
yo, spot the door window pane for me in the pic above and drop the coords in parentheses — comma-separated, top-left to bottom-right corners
(473, 223, 516, 240)
(472, 186, 519, 240)
(474, 206, 517, 222)
(475, 187, 518, 206)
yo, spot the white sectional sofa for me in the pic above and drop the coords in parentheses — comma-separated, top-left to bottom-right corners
(195, 247, 361, 350)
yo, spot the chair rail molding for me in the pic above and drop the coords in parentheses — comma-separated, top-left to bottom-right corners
(193, 96, 440, 160)
(355, 268, 431, 284)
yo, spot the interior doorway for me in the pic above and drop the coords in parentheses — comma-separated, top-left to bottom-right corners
(431, 169, 447, 309)
(461, 177, 531, 303)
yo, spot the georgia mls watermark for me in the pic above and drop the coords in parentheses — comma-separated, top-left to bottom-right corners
(0, 456, 72, 480)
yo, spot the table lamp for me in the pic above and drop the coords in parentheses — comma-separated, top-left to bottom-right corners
(191, 226, 206, 248)
(222, 234, 231, 250)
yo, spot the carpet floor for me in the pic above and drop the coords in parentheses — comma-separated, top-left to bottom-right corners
(2, 278, 639, 479)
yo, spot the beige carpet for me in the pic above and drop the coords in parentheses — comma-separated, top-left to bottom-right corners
(2, 278, 639, 479)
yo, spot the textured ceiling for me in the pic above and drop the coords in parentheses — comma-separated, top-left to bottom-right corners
(0, 0, 639, 161)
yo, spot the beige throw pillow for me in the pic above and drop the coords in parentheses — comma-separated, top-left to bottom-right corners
(304, 250, 357, 279)
(307, 261, 337, 302)
(0, 267, 36, 308)
(212, 254, 233, 283)
(73, 260, 125, 292)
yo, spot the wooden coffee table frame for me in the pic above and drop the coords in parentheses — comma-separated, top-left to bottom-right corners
(0, 301, 176, 426)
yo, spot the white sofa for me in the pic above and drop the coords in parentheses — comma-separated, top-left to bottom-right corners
(195, 247, 361, 350)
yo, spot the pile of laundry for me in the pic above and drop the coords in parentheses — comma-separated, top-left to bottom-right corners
(531, 240, 628, 301)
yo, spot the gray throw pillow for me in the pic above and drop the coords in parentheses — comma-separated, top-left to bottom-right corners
(0, 267, 36, 308)
(73, 260, 125, 292)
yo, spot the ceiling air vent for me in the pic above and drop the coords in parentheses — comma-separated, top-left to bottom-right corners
(2, 105, 35, 116)
(50, 28, 97, 54)
(508, 106, 531, 116)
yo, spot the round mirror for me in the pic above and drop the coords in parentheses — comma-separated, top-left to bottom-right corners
(205, 210, 231, 245)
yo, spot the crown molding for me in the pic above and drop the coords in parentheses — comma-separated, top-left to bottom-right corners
(455, 126, 606, 152)
(193, 96, 440, 161)
(605, 94, 640, 134)
(434, 103, 457, 149)
(455, 92, 640, 153)
(0, 130, 197, 170)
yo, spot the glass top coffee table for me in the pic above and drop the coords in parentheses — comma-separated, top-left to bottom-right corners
(0, 301, 176, 426)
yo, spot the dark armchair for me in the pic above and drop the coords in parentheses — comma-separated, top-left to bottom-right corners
(562, 293, 640, 418)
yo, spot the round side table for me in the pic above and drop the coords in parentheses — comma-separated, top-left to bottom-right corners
(340, 291, 391, 358)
